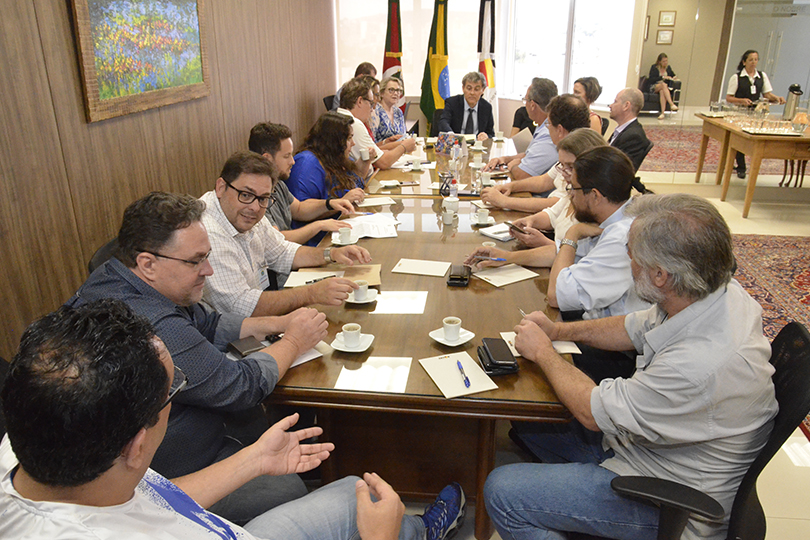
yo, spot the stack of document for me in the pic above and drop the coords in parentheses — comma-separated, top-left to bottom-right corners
(473, 264, 537, 287)
(333, 213, 399, 239)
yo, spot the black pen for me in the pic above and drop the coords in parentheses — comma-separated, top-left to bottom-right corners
(305, 276, 331, 285)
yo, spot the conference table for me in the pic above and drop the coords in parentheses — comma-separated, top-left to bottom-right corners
(265, 139, 569, 540)
(694, 113, 810, 218)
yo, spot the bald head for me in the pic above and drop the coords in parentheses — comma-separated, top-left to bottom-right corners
(609, 87, 643, 124)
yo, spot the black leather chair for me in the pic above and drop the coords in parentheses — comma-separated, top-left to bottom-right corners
(637, 140, 655, 170)
(638, 76, 681, 114)
(600, 116, 609, 136)
(0, 358, 8, 437)
(323, 94, 335, 111)
(611, 322, 810, 540)
(88, 238, 118, 274)
(430, 108, 444, 137)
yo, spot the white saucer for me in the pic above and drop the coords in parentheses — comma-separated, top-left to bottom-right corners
(493, 137, 506, 143)
(470, 146, 486, 152)
(345, 289, 378, 304)
(379, 180, 400, 188)
(331, 234, 358, 246)
(469, 162, 485, 169)
(429, 328, 475, 347)
(471, 216, 496, 226)
(331, 332, 374, 353)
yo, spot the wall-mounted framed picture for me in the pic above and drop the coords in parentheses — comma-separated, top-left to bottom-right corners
(656, 30, 674, 45)
(644, 15, 650, 41)
(659, 10, 676, 27)
(71, 0, 210, 123)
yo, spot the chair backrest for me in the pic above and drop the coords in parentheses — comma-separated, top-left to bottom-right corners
(726, 322, 810, 540)
(323, 95, 335, 111)
(430, 108, 444, 137)
(88, 238, 119, 274)
(0, 358, 8, 437)
(600, 116, 609, 136)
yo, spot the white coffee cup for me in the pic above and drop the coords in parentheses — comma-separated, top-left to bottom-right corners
(359, 147, 370, 161)
(354, 280, 368, 301)
(443, 317, 461, 342)
(477, 209, 490, 224)
(342, 323, 361, 348)
(473, 139, 484, 149)
(481, 172, 493, 186)
(495, 131, 504, 139)
(473, 153, 483, 165)
(338, 227, 352, 244)
(482, 241, 497, 247)
(412, 159, 423, 171)
(443, 196, 459, 213)
(442, 210, 454, 225)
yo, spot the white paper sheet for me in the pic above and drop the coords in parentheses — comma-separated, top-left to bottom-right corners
(391, 258, 451, 277)
(334, 357, 411, 393)
(472, 199, 495, 209)
(499, 332, 582, 357)
(283, 270, 345, 288)
(331, 214, 398, 239)
(371, 291, 429, 314)
(473, 264, 537, 287)
(419, 351, 498, 398)
(357, 196, 396, 208)
(479, 223, 513, 242)
(429, 182, 467, 190)
(227, 340, 327, 367)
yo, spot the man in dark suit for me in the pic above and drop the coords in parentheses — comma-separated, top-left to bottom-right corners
(607, 88, 651, 171)
(438, 71, 494, 140)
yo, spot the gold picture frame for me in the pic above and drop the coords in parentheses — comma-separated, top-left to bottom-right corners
(656, 30, 674, 45)
(71, 0, 210, 123)
(659, 10, 676, 27)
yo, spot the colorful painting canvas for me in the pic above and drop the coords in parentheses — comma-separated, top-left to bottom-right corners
(89, 0, 202, 99)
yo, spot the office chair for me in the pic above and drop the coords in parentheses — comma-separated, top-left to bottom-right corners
(635, 140, 655, 171)
(0, 358, 8, 437)
(323, 94, 335, 111)
(88, 238, 118, 274)
(600, 116, 609, 136)
(611, 322, 810, 540)
(430, 108, 444, 137)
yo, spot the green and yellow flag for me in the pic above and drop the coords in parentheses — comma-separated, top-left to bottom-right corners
(420, 0, 450, 130)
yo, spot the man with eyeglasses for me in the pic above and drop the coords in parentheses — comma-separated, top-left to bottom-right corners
(201, 151, 371, 316)
(483, 77, 558, 180)
(437, 71, 495, 141)
(0, 299, 467, 540)
(66, 191, 331, 524)
(337, 77, 416, 170)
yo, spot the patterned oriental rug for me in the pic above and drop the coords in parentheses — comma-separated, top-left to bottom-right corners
(732, 234, 810, 440)
(639, 125, 785, 174)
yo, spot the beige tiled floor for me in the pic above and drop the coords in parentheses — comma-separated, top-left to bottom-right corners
(406, 111, 810, 538)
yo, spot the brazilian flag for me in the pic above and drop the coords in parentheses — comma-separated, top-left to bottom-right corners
(420, 0, 450, 132)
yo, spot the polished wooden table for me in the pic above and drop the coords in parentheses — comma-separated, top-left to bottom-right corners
(266, 201, 568, 540)
(694, 113, 810, 218)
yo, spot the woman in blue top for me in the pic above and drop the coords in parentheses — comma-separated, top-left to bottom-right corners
(371, 77, 407, 143)
(285, 112, 369, 245)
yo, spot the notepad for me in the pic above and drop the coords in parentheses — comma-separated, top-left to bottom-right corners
(284, 270, 345, 288)
(334, 357, 411, 393)
(357, 196, 396, 208)
(479, 223, 513, 242)
(391, 258, 451, 277)
(474, 264, 538, 287)
(499, 331, 581, 357)
(371, 291, 429, 314)
(419, 351, 498, 398)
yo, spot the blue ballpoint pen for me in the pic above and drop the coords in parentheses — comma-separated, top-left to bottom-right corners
(457, 360, 471, 388)
(473, 256, 506, 262)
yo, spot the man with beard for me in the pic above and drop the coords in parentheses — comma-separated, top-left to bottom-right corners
(248, 122, 355, 245)
(485, 193, 777, 540)
(201, 151, 371, 316)
(544, 145, 652, 382)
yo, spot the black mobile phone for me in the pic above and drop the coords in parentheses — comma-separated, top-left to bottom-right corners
(482, 337, 517, 366)
(477, 338, 519, 376)
(447, 264, 471, 287)
(504, 221, 525, 235)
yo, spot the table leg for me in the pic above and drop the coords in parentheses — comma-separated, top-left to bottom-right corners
(720, 144, 736, 201)
(475, 418, 496, 540)
(743, 144, 765, 218)
(715, 132, 730, 185)
(695, 134, 710, 183)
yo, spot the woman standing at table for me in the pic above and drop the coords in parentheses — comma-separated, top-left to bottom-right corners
(285, 112, 369, 244)
(572, 76, 604, 132)
(647, 53, 679, 120)
(371, 77, 407, 143)
(726, 49, 786, 178)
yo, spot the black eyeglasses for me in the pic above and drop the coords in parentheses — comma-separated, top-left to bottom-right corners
(161, 366, 187, 410)
(145, 250, 212, 268)
(224, 180, 274, 208)
(565, 184, 589, 194)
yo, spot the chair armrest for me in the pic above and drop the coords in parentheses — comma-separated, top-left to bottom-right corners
(610, 476, 725, 521)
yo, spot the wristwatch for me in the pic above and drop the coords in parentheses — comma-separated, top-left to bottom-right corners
(559, 238, 578, 251)
(323, 247, 333, 263)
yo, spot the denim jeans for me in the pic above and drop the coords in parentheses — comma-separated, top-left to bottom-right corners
(485, 420, 659, 540)
(243, 476, 426, 540)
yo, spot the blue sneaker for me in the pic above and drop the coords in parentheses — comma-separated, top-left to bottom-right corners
(420, 482, 466, 540)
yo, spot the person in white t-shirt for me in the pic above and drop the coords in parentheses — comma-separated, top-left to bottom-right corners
(0, 299, 466, 540)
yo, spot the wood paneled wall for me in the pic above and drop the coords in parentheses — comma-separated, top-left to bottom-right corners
(0, 0, 337, 359)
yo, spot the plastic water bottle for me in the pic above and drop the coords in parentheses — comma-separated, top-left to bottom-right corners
(449, 175, 458, 198)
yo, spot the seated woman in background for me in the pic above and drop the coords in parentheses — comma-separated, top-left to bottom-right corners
(510, 105, 536, 137)
(371, 76, 407, 144)
(286, 112, 369, 244)
(572, 76, 603, 133)
(465, 129, 607, 269)
(648, 53, 679, 120)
